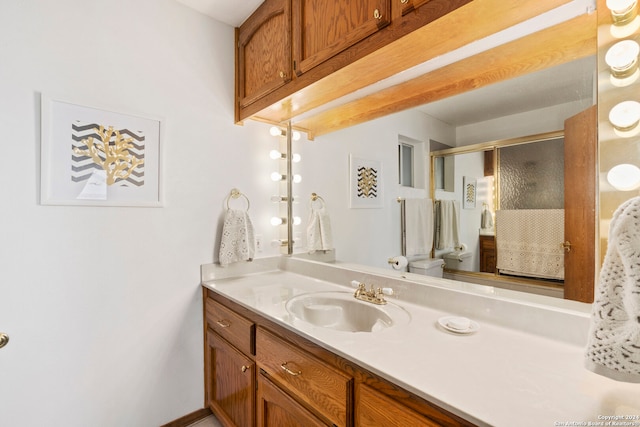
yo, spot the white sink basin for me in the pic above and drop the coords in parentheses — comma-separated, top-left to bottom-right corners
(285, 291, 410, 332)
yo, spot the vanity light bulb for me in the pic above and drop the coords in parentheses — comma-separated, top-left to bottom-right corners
(270, 217, 284, 226)
(270, 150, 284, 160)
(293, 216, 302, 225)
(605, 40, 640, 86)
(607, 164, 640, 191)
(607, 0, 640, 37)
(271, 172, 284, 181)
(293, 174, 302, 183)
(292, 153, 302, 162)
(270, 126, 284, 137)
(271, 195, 286, 202)
(292, 131, 301, 141)
(609, 101, 640, 137)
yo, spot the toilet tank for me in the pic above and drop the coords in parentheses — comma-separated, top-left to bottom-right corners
(408, 258, 445, 277)
(443, 251, 473, 271)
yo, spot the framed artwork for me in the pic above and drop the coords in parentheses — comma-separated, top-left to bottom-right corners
(463, 176, 476, 209)
(349, 154, 383, 208)
(40, 95, 162, 207)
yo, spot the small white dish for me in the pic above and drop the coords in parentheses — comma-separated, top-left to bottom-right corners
(437, 316, 479, 334)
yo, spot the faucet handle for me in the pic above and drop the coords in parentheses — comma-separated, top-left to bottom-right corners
(351, 280, 364, 288)
(381, 287, 394, 296)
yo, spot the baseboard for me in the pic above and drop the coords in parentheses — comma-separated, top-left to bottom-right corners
(161, 407, 212, 427)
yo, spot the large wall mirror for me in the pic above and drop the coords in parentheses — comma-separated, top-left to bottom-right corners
(288, 0, 638, 304)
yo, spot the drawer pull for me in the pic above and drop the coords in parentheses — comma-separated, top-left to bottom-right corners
(241, 365, 250, 373)
(373, 9, 382, 20)
(280, 362, 302, 376)
(401, 0, 408, 3)
(216, 319, 231, 328)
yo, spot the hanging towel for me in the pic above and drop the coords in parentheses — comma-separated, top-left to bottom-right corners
(481, 205, 494, 229)
(307, 205, 333, 252)
(585, 197, 640, 383)
(435, 200, 460, 250)
(404, 198, 434, 256)
(219, 209, 255, 267)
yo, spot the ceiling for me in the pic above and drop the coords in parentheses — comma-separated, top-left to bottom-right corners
(175, 0, 260, 27)
(175, 0, 595, 128)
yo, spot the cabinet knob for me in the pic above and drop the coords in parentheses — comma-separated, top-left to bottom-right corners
(373, 9, 382, 20)
(401, 0, 409, 3)
(279, 71, 285, 79)
(0, 333, 9, 349)
(241, 365, 249, 373)
(561, 241, 572, 252)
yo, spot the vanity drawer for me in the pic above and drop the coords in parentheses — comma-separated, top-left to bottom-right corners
(256, 327, 352, 427)
(206, 297, 254, 355)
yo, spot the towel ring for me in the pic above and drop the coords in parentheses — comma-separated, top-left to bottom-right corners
(226, 188, 250, 211)
(310, 192, 326, 210)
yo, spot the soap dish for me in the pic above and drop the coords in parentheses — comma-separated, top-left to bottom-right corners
(437, 316, 479, 335)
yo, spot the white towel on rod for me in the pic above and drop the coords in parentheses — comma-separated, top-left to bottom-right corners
(404, 198, 434, 256)
(585, 197, 640, 383)
(435, 200, 460, 250)
(219, 209, 255, 267)
(481, 205, 494, 229)
(307, 205, 333, 252)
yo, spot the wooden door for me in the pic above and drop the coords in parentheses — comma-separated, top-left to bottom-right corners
(257, 373, 327, 427)
(563, 105, 597, 303)
(292, 0, 391, 75)
(207, 331, 256, 427)
(237, 0, 292, 109)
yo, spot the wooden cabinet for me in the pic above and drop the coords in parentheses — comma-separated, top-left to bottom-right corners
(357, 383, 443, 426)
(204, 298, 256, 427)
(479, 235, 496, 273)
(256, 327, 352, 426)
(292, 0, 391, 75)
(257, 372, 328, 427)
(236, 0, 292, 109)
(203, 288, 475, 427)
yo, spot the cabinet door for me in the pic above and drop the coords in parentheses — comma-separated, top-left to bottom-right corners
(237, 0, 292, 108)
(257, 373, 328, 427)
(206, 330, 255, 427)
(292, 0, 391, 75)
(356, 383, 445, 427)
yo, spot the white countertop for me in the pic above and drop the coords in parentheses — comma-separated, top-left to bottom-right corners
(201, 257, 640, 427)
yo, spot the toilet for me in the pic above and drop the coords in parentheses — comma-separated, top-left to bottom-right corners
(443, 251, 473, 271)
(408, 257, 445, 278)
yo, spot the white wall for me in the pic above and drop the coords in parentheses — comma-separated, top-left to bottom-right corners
(0, 1, 281, 425)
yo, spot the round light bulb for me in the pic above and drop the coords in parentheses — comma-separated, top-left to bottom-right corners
(609, 101, 640, 137)
(271, 172, 284, 181)
(270, 217, 284, 226)
(293, 174, 302, 183)
(293, 216, 302, 225)
(270, 126, 283, 137)
(271, 195, 286, 202)
(269, 150, 283, 160)
(607, 164, 640, 191)
(606, 40, 640, 86)
(292, 131, 301, 141)
(607, 0, 637, 21)
(292, 153, 301, 163)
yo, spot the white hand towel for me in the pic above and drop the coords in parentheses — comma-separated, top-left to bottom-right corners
(481, 205, 494, 229)
(219, 209, 255, 267)
(307, 207, 333, 252)
(585, 196, 640, 382)
(405, 198, 434, 256)
(436, 200, 460, 250)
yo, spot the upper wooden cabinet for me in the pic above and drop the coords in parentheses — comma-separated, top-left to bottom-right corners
(236, 0, 292, 109)
(399, 0, 436, 16)
(292, 0, 391, 76)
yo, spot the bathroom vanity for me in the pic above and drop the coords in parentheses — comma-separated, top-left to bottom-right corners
(201, 257, 640, 426)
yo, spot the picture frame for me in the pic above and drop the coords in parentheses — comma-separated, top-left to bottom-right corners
(349, 154, 383, 208)
(40, 95, 163, 207)
(463, 176, 477, 209)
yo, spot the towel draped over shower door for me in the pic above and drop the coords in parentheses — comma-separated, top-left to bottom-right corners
(495, 209, 565, 280)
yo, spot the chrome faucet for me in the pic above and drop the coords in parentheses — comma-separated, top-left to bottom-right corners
(351, 281, 394, 305)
